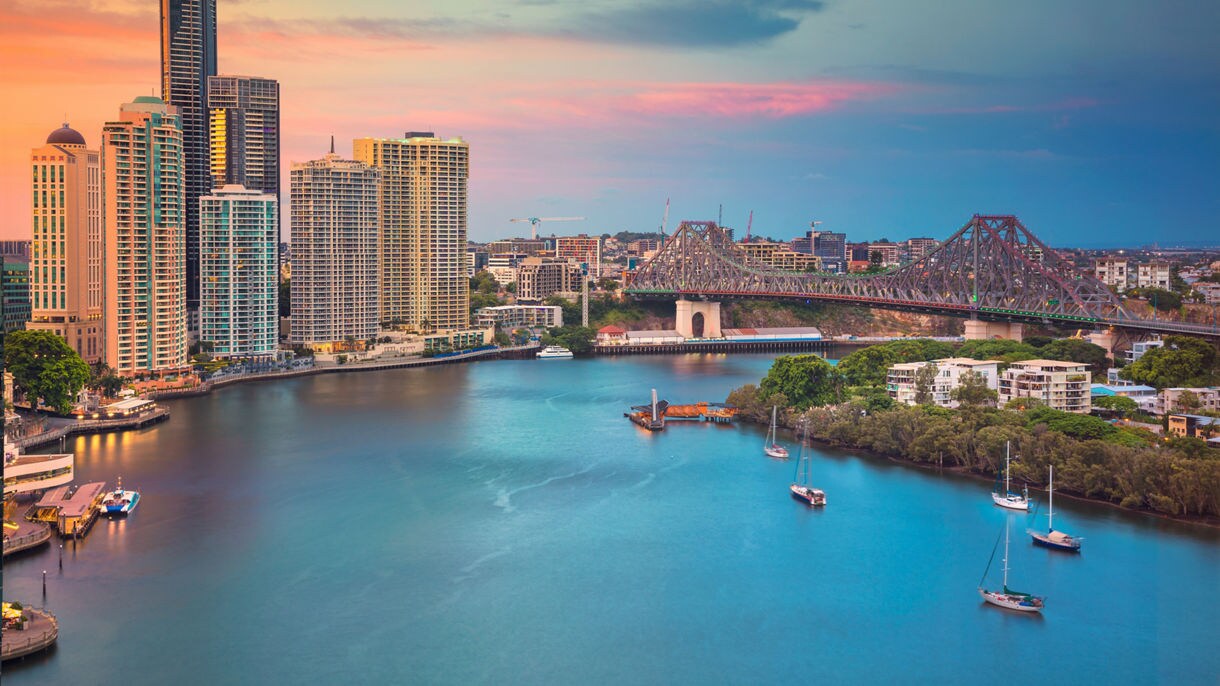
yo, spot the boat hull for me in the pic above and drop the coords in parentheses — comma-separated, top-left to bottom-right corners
(764, 445, 789, 459)
(1030, 531, 1081, 552)
(991, 493, 1029, 511)
(790, 484, 826, 506)
(979, 588, 1043, 612)
(102, 491, 139, 515)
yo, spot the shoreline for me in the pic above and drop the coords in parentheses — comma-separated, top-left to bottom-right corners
(758, 417, 1220, 530)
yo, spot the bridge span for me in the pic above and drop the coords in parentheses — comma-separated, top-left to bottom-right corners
(623, 215, 1219, 340)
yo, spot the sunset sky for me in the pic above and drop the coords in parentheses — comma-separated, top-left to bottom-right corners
(3, 0, 1218, 246)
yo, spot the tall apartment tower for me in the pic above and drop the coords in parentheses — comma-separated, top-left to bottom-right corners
(199, 185, 279, 360)
(101, 96, 188, 376)
(289, 149, 381, 351)
(353, 133, 469, 331)
(28, 124, 104, 361)
(207, 76, 279, 195)
(161, 0, 217, 317)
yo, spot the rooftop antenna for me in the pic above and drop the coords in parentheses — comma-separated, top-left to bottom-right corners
(718, 204, 723, 226)
(746, 210, 753, 242)
(329, 135, 335, 155)
(660, 197, 670, 238)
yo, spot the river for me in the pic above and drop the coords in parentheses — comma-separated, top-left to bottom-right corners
(5, 353, 1219, 684)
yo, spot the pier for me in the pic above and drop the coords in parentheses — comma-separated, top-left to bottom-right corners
(626, 389, 738, 431)
(2, 504, 52, 558)
(11, 407, 169, 451)
(33, 482, 107, 539)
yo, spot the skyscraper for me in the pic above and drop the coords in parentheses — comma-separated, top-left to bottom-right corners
(161, 0, 217, 318)
(28, 124, 104, 361)
(199, 185, 279, 360)
(102, 96, 187, 376)
(207, 76, 279, 195)
(289, 149, 381, 351)
(353, 133, 469, 331)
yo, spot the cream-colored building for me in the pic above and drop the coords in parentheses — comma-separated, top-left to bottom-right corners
(998, 360, 1091, 413)
(28, 125, 104, 362)
(1094, 258, 1129, 288)
(886, 357, 1000, 408)
(289, 151, 381, 351)
(102, 96, 188, 376)
(740, 242, 822, 271)
(1136, 260, 1171, 289)
(516, 257, 584, 301)
(353, 133, 469, 331)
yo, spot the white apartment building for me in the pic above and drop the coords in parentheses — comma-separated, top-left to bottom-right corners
(1136, 261, 1171, 289)
(474, 305, 563, 330)
(199, 185, 278, 359)
(289, 152, 381, 352)
(998, 360, 1092, 413)
(1157, 387, 1220, 416)
(886, 357, 1000, 408)
(1094, 258, 1129, 288)
(1125, 338, 1164, 363)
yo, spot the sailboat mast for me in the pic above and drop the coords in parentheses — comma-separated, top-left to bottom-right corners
(1005, 442, 1011, 494)
(1048, 465, 1055, 531)
(1002, 518, 1010, 588)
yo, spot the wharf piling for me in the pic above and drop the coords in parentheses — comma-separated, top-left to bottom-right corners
(625, 389, 738, 431)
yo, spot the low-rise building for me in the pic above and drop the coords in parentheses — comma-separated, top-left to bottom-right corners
(597, 325, 628, 346)
(423, 327, 494, 353)
(1157, 387, 1220, 416)
(1095, 257, 1129, 288)
(886, 357, 1000, 408)
(740, 242, 822, 271)
(516, 257, 585, 301)
(1136, 260, 1171, 289)
(1167, 414, 1220, 439)
(998, 360, 1092, 413)
(474, 305, 562, 330)
(867, 241, 902, 267)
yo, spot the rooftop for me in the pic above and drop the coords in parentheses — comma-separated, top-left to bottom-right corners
(1009, 359, 1090, 369)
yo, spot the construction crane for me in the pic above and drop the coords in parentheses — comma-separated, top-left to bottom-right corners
(660, 198, 670, 237)
(510, 216, 584, 240)
(745, 210, 754, 242)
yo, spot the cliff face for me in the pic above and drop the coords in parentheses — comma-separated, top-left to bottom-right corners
(719, 301, 963, 337)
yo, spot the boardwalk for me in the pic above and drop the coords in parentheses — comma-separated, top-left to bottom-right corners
(1, 607, 58, 662)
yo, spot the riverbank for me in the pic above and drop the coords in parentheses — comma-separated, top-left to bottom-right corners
(147, 344, 539, 400)
(742, 408, 1220, 527)
(11, 408, 170, 451)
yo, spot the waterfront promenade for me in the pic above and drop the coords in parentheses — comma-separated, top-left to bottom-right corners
(1, 608, 59, 662)
(2, 504, 51, 558)
(10, 408, 170, 451)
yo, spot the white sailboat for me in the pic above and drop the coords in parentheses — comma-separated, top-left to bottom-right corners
(763, 406, 789, 458)
(991, 441, 1029, 511)
(979, 518, 1044, 612)
(1028, 465, 1082, 551)
(789, 422, 826, 506)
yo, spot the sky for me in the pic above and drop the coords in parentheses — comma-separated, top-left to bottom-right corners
(2, 0, 1218, 247)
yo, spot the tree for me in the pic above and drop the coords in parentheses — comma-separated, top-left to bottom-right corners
(542, 325, 596, 355)
(1120, 336, 1219, 388)
(951, 370, 998, 407)
(1175, 390, 1202, 413)
(956, 339, 1039, 360)
(596, 277, 619, 291)
(1139, 287, 1182, 311)
(760, 354, 841, 409)
(4, 330, 91, 414)
(1039, 338, 1110, 375)
(913, 363, 939, 405)
(1093, 395, 1138, 418)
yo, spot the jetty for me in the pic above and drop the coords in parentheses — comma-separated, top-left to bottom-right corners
(626, 389, 738, 431)
(33, 482, 107, 539)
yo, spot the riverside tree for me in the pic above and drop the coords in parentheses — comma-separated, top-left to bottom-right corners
(913, 362, 939, 405)
(4, 330, 90, 414)
(759, 354, 841, 409)
(950, 370, 998, 407)
(1120, 336, 1219, 388)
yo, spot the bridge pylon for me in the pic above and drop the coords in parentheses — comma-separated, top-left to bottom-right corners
(675, 299, 722, 339)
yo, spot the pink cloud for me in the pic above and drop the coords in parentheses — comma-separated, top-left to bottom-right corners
(624, 81, 898, 118)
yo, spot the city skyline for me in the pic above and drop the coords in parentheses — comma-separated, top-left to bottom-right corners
(1, 1, 1217, 247)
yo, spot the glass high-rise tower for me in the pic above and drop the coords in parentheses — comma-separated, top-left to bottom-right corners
(161, 0, 217, 319)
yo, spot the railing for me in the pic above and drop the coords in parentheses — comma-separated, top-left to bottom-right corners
(0, 608, 59, 661)
(1, 526, 52, 557)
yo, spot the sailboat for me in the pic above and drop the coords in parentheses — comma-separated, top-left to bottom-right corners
(991, 441, 1029, 511)
(763, 406, 789, 458)
(789, 422, 826, 506)
(1028, 465, 1082, 551)
(979, 518, 1045, 612)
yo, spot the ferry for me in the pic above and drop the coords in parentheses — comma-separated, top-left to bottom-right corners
(537, 345, 574, 359)
(100, 477, 140, 515)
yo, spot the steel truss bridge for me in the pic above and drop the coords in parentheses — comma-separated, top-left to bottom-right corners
(624, 214, 1219, 338)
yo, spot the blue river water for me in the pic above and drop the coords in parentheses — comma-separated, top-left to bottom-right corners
(5, 353, 1219, 684)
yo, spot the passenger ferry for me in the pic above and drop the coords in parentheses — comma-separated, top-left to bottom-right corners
(536, 345, 574, 359)
(100, 477, 140, 515)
